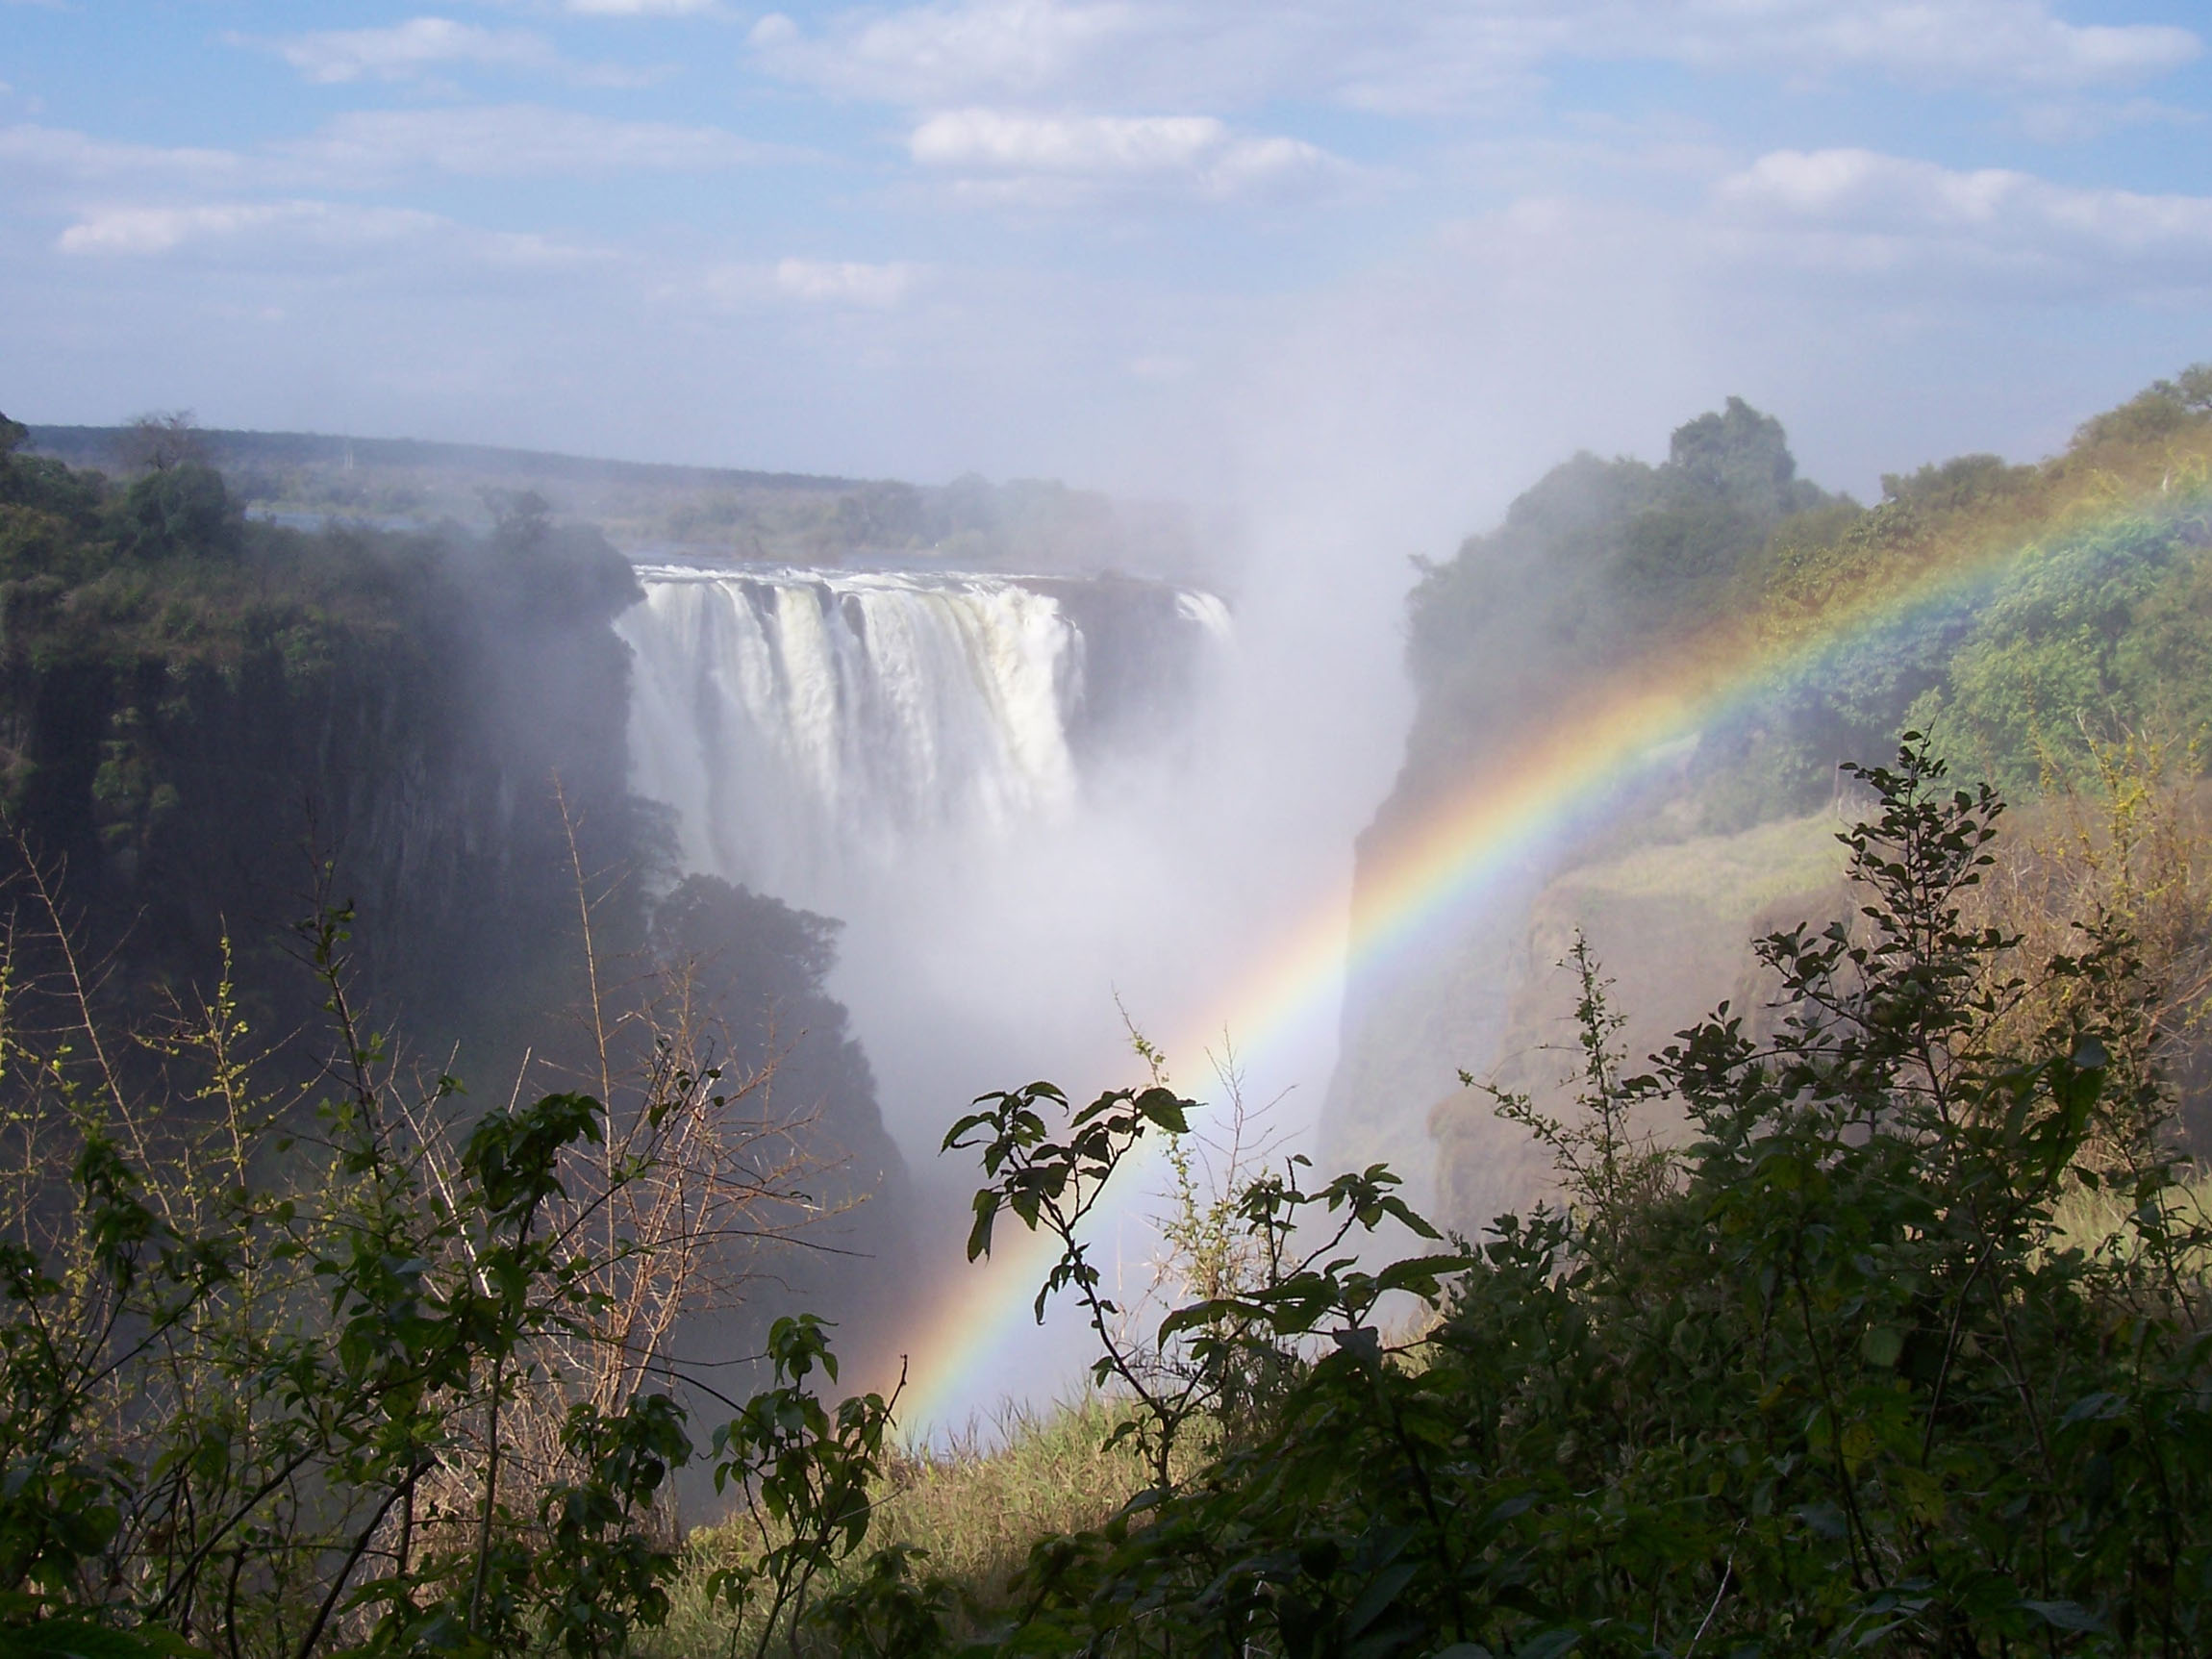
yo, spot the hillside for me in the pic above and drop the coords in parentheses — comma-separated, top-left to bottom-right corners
(1329, 367, 2212, 1232)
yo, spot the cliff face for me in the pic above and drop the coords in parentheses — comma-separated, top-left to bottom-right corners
(0, 473, 647, 1059)
(1428, 816, 1846, 1233)
(1325, 375, 2212, 1234)
(1321, 811, 1849, 1230)
(0, 431, 916, 1348)
(1033, 573, 1228, 767)
(1320, 401, 1831, 1216)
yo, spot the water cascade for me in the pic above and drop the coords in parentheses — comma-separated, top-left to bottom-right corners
(617, 558, 1387, 1429)
(618, 561, 1230, 923)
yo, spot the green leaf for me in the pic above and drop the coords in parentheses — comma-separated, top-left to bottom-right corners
(1514, 1629, 1580, 1659)
(2019, 1600, 2104, 1633)
(1134, 1089, 1191, 1134)
(1373, 1252, 1475, 1297)
(1341, 1563, 1420, 1641)
(1860, 1325, 1904, 1368)
(965, 1191, 1001, 1262)
(2058, 1390, 2127, 1427)
(0, 1624, 211, 1659)
(1157, 1296, 1248, 1339)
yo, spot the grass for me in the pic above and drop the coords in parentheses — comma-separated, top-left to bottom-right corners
(2049, 1163, 2212, 1271)
(865, 1398, 1152, 1592)
(647, 1162, 2212, 1659)
(651, 1395, 1151, 1659)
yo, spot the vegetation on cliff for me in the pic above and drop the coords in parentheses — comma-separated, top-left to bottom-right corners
(0, 409, 644, 1044)
(1334, 368, 2212, 1227)
(1391, 369, 2212, 849)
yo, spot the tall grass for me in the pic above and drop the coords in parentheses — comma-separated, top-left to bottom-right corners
(652, 1395, 1149, 1658)
(867, 1398, 1151, 1593)
(2050, 1164, 2212, 1267)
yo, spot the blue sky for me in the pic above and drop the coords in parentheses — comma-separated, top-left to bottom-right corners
(4, 0, 2210, 515)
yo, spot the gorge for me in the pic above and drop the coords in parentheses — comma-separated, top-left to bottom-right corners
(1, 417, 1255, 1418)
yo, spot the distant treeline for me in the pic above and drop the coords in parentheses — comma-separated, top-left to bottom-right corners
(26, 419, 867, 497)
(24, 417, 1211, 579)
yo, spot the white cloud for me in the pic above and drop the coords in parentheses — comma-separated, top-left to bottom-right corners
(751, 0, 1142, 105)
(909, 109, 1342, 199)
(291, 106, 776, 180)
(51, 198, 605, 272)
(750, 0, 2199, 115)
(1714, 147, 2212, 289)
(0, 124, 251, 189)
(914, 109, 1214, 170)
(250, 16, 647, 88)
(56, 200, 444, 258)
(686, 257, 921, 310)
(1756, 1, 2199, 88)
(774, 258, 917, 307)
(2012, 94, 2202, 143)
(0, 112, 779, 195)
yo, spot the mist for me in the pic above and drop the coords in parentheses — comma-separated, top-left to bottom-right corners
(7, 0, 2212, 1443)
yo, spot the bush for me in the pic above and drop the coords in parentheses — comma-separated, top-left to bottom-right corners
(0, 876, 887, 1659)
(932, 739, 2211, 1657)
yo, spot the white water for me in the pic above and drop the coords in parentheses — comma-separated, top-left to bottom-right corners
(616, 566, 1245, 1165)
(620, 565, 1102, 915)
(616, 553, 1399, 1428)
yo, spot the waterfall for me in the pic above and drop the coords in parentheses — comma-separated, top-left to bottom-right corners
(618, 564, 1219, 915)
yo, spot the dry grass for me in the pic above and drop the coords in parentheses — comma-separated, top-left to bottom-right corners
(870, 1398, 1151, 1591)
(2049, 1164, 2212, 1268)
(653, 1395, 1151, 1659)
(1973, 732, 2212, 1157)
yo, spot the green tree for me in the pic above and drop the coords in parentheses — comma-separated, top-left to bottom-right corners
(113, 464, 239, 561)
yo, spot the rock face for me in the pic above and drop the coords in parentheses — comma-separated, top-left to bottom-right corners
(1320, 400, 1839, 1226)
(1427, 815, 1847, 1235)
(0, 501, 648, 1063)
(0, 443, 917, 1365)
(1320, 866, 1548, 1213)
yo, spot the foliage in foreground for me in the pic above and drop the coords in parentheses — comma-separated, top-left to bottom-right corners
(916, 739, 2211, 1658)
(9, 731, 2212, 1659)
(0, 874, 856, 1659)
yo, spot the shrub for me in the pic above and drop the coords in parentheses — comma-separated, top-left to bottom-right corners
(0, 872, 879, 1659)
(935, 739, 2211, 1657)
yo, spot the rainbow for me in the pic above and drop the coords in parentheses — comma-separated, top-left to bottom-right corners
(891, 485, 2192, 1436)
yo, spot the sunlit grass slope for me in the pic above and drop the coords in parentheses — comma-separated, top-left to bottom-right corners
(653, 1398, 1149, 1657)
